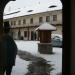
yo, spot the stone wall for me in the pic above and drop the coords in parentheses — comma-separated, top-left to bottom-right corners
(38, 43, 53, 54)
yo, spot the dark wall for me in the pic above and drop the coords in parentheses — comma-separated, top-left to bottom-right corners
(71, 0, 75, 75)
(39, 30, 51, 43)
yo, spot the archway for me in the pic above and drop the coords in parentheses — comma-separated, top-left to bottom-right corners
(1, 0, 69, 75)
(0, 0, 15, 35)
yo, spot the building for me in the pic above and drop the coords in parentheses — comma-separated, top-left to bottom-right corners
(3, 5, 62, 40)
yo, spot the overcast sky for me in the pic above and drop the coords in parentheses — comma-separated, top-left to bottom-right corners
(4, 0, 62, 13)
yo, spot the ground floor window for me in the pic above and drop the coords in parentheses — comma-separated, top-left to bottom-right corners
(24, 31, 27, 37)
(31, 31, 36, 40)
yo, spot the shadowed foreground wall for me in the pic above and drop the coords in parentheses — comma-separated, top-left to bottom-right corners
(71, 0, 75, 75)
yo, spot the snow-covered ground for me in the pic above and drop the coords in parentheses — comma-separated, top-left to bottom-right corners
(11, 40, 62, 75)
(11, 55, 30, 75)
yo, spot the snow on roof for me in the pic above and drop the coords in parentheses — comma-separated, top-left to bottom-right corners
(4, 7, 62, 20)
(35, 22, 56, 30)
(3, 0, 62, 20)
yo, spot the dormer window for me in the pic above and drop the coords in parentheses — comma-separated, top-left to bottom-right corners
(28, 10, 33, 12)
(48, 5, 57, 8)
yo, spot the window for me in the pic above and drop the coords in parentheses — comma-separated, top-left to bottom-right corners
(24, 31, 27, 37)
(23, 19, 26, 24)
(39, 17, 43, 23)
(46, 16, 50, 22)
(30, 18, 33, 24)
(14, 21, 16, 25)
(53, 15, 57, 21)
(18, 20, 21, 25)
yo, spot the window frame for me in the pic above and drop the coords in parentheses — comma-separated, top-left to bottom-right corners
(53, 15, 57, 21)
(18, 20, 21, 25)
(30, 18, 33, 24)
(39, 17, 43, 23)
(46, 16, 50, 22)
(23, 19, 26, 24)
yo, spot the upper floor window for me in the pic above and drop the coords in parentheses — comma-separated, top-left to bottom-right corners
(46, 16, 50, 22)
(14, 21, 16, 25)
(30, 18, 33, 24)
(18, 20, 21, 25)
(39, 17, 43, 23)
(53, 15, 57, 21)
(23, 19, 26, 24)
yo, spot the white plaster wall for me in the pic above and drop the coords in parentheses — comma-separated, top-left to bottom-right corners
(50, 10, 62, 25)
(5, 10, 62, 40)
(9, 10, 62, 27)
(12, 29, 19, 39)
(52, 26, 62, 35)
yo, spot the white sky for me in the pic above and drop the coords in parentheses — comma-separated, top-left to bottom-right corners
(4, 0, 62, 13)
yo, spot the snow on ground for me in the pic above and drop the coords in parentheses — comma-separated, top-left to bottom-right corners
(11, 40, 62, 75)
(37, 48, 62, 75)
(5, 55, 30, 75)
(15, 41, 39, 55)
(11, 55, 30, 75)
